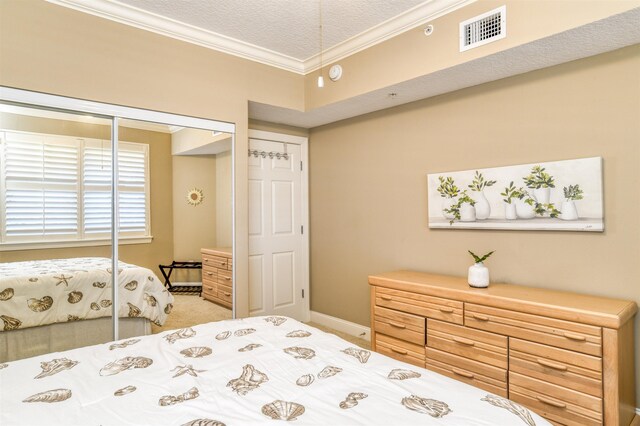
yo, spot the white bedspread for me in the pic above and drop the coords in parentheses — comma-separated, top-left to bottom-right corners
(0, 257, 174, 331)
(0, 316, 548, 425)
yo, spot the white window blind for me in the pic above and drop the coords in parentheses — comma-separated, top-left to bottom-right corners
(0, 131, 150, 246)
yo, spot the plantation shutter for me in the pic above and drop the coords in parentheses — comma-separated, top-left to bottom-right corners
(1, 132, 79, 241)
(83, 140, 112, 236)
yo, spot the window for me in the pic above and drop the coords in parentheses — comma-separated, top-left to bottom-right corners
(0, 130, 150, 247)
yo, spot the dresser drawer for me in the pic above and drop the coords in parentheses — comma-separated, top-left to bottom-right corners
(376, 333, 424, 367)
(425, 352, 507, 398)
(465, 304, 602, 356)
(202, 266, 218, 281)
(374, 306, 425, 345)
(217, 268, 232, 285)
(218, 283, 232, 303)
(202, 277, 217, 296)
(202, 253, 230, 269)
(510, 372, 602, 426)
(510, 338, 602, 398)
(426, 319, 507, 369)
(376, 287, 463, 325)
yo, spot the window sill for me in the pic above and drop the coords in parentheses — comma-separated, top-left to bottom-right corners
(0, 236, 153, 252)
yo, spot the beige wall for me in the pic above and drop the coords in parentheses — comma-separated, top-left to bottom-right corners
(304, 0, 640, 109)
(0, 0, 306, 317)
(309, 45, 640, 404)
(171, 155, 217, 282)
(0, 113, 174, 273)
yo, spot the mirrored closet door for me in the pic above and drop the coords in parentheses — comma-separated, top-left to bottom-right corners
(0, 88, 235, 362)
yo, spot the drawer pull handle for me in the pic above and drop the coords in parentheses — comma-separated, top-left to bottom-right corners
(388, 322, 406, 329)
(380, 296, 393, 301)
(222, 262, 227, 266)
(536, 358, 568, 371)
(452, 368, 474, 379)
(472, 314, 490, 322)
(391, 347, 408, 355)
(563, 332, 586, 342)
(204, 259, 209, 262)
(439, 307, 454, 314)
(206, 272, 213, 276)
(452, 336, 475, 346)
(223, 292, 231, 296)
(225, 277, 231, 281)
(536, 396, 566, 409)
(206, 287, 213, 291)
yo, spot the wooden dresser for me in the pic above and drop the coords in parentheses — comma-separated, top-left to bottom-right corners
(201, 247, 233, 308)
(369, 271, 637, 426)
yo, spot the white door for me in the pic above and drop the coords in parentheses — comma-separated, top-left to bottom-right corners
(248, 136, 308, 320)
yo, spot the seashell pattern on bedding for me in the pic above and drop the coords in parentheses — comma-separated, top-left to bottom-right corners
(296, 374, 314, 387)
(164, 328, 196, 344)
(318, 366, 342, 379)
(234, 328, 256, 337)
(286, 330, 311, 338)
(109, 339, 141, 350)
(339, 392, 368, 409)
(0, 257, 173, 332)
(215, 331, 231, 340)
(181, 419, 226, 426)
(0, 316, 552, 426)
(34, 358, 79, 379)
(99, 356, 153, 376)
(388, 369, 421, 380)
(401, 395, 452, 418)
(159, 387, 199, 406)
(264, 316, 287, 326)
(261, 400, 305, 421)
(23, 389, 72, 403)
(238, 343, 262, 352)
(114, 385, 137, 396)
(227, 364, 269, 395)
(27, 296, 53, 312)
(0, 287, 14, 301)
(67, 291, 83, 304)
(127, 303, 141, 317)
(124, 280, 138, 291)
(1, 315, 21, 331)
(180, 347, 212, 358)
(283, 346, 316, 360)
(481, 394, 536, 426)
(342, 347, 370, 364)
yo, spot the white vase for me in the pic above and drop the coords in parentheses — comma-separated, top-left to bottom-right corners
(533, 187, 550, 205)
(515, 198, 536, 219)
(468, 262, 490, 288)
(505, 203, 517, 220)
(561, 200, 579, 220)
(442, 197, 457, 220)
(460, 204, 476, 222)
(474, 191, 491, 220)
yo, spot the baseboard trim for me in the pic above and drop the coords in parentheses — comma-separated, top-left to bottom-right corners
(636, 407, 640, 416)
(169, 281, 202, 287)
(309, 311, 370, 342)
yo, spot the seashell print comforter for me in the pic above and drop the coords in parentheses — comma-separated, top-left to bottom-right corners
(0, 257, 173, 332)
(0, 316, 550, 426)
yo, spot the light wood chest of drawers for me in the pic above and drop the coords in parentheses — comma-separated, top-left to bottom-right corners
(201, 247, 233, 308)
(369, 271, 637, 426)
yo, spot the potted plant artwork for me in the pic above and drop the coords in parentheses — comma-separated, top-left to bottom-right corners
(500, 181, 519, 220)
(468, 171, 497, 220)
(444, 190, 476, 224)
(437, 176, 460, 220)
(467, 250, 494, 288)
(523, 165, 555, 204)
(561, 184, 583, 220)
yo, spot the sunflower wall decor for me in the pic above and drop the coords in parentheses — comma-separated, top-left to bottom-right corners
(187, 188, 204, 206)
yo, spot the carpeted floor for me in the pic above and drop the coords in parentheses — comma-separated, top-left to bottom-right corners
(151, 294, 370, 349)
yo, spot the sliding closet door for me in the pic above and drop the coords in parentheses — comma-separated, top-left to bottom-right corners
(0, 102, 115, 361)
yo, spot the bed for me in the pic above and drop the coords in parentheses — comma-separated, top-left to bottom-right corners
(0, 257, 174, 362)
(0, 316, 548, 425)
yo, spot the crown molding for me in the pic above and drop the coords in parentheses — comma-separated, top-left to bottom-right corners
(46, 0, 475, 75)
(304, 0, 476, 72)
(46, 0, 305, 73)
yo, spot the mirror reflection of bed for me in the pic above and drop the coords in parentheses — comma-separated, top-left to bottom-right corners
(0, 103, 234, 363)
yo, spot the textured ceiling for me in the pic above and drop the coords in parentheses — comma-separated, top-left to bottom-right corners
(115, 0, 426, 60)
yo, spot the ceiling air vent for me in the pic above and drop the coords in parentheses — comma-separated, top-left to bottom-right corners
(459, 5, 506, 52)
